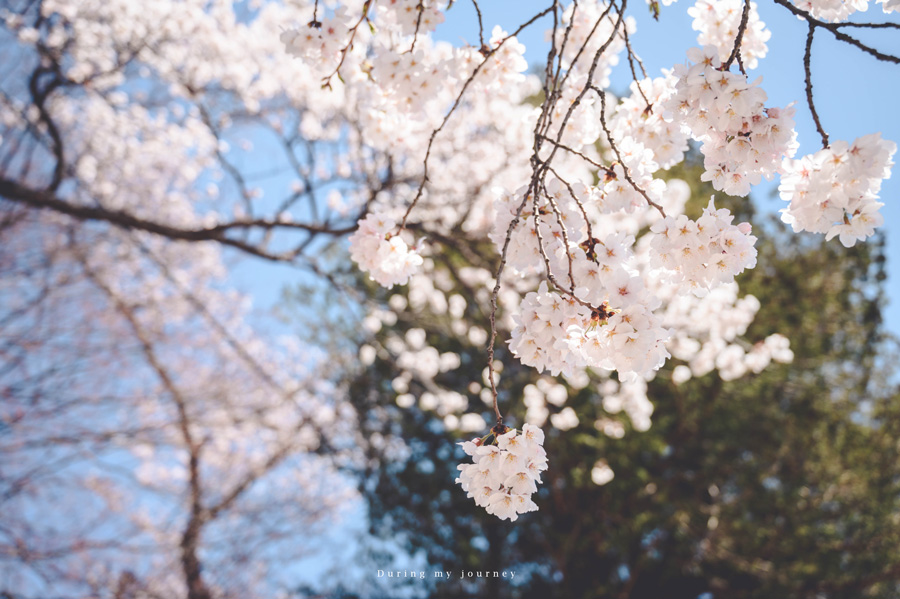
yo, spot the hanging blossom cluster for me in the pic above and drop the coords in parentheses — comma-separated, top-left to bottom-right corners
(664, 45, 799, 197)
(456, 425, 547, 521)
(509, 281, 670, 379)
(779, 134, 897, 247)
(650, 198, 758, 296)
(609, 75, 690, 171)
(348, 213, 423, 288)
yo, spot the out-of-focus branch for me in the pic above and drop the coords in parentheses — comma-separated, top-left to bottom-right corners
(0, 177, 356, 262)
(81, 263, 212, 599)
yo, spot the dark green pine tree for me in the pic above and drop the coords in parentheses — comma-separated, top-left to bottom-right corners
(337, 157, 900, 599)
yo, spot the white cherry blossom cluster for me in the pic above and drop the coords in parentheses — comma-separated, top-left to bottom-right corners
(664, 46, 798, 197)
(779, 133, 897, 247)
(674, 330, 794, 381)
(509, 281, 670, 379)
(521, 378, 571, 428)
(489, 180, 587, 276)
(348, 212, 423, 288)
(566, 302, 671, 376)
(569, 231, 643, 307)
(650, 198, 758, 296)
(280, 7, 357, 74)
(509, 282, 592, 377)
(369, 45, 453, 116)
(688, 0, 770, 70)
(743, 333, 795, 375)
(609, 75, 690, 172)
(375, 0, 446, 36)
(456, 425, 547, 521)
(464, 26, 530, 94)
(658, 283, 792, 382)
(599, 376, 654, 432)
(598, 140, 669, 213)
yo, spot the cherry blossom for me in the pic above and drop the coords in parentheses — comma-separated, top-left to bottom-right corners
(664, 46, 799, 197)
(456, 424, 548, 521)
(689, 0, 770, 70)
(779, 133, 896, 247)
(650, 198, 758, 296)
(349, 212, 423, 287)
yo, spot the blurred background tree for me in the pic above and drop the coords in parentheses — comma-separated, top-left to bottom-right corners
(325, 155, 900, 599)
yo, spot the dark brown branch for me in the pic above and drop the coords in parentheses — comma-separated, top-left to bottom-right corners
(722, 0, 750, 73)
(471, 0, 486, 49)
(27, 64, 65, 192)
(833, 21, 900, 30)
(804, 22, 830, 148)
(772, 0, 900, 64)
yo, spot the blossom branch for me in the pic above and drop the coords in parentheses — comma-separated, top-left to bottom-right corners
(486, 0, 630, 419)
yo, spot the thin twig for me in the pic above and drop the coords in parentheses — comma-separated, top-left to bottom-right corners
(409, 1, 426, 52)
(547, 164, 594, 257)
(722, 0, 750, 73)
(321, 1, 373, 87)
(542, 186, 576, 293)
(594, 86, 666, 217)
(803, 22, 829, 148)
(622, 25, 650, 106)
(471, 0, 486, 49)
(399, 5, 556, 231)
(539, 134, 613, 175)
